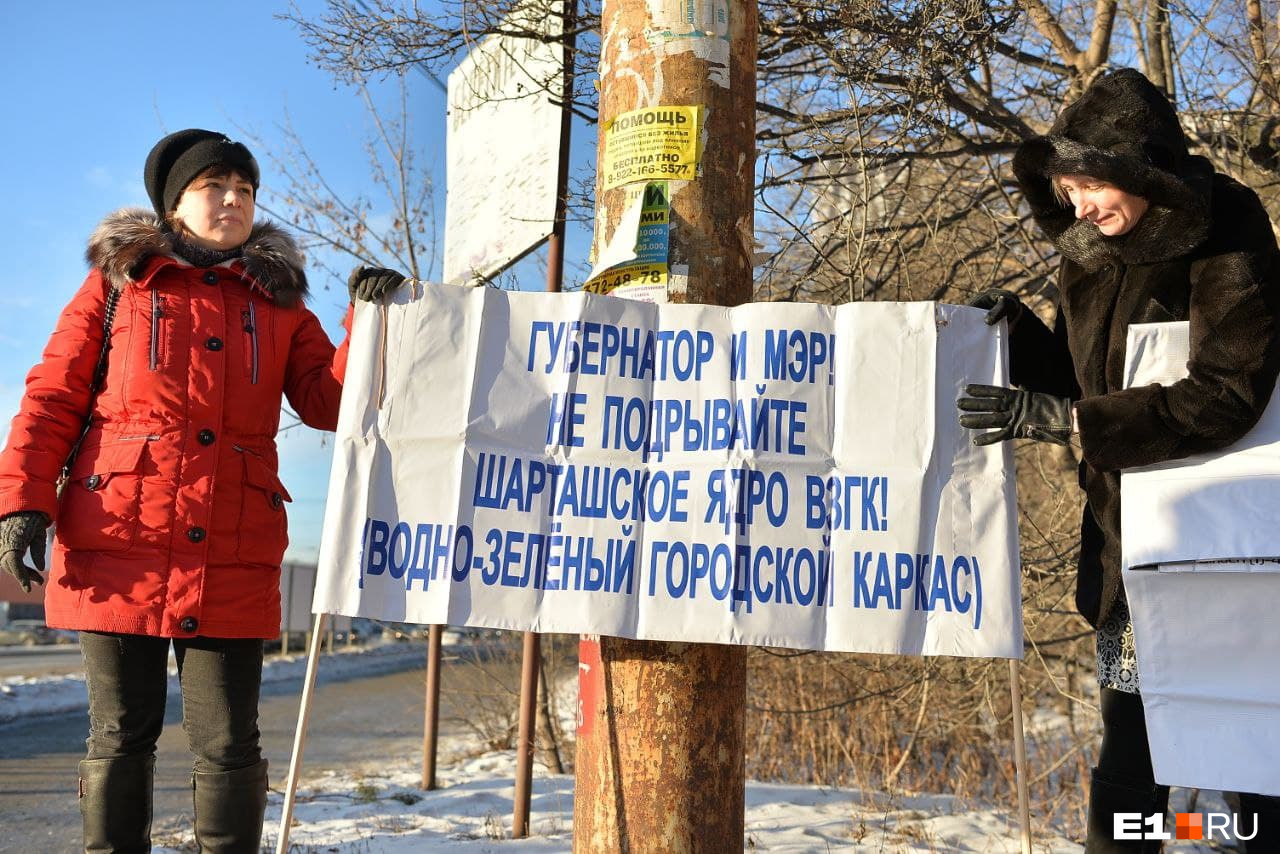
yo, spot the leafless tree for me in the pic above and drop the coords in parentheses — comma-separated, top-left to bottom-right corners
(245, 74, 437, 289)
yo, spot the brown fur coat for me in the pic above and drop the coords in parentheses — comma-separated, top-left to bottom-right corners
(1009, 69, 1280, 626)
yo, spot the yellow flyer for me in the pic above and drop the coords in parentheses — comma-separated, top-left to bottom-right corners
(602, 105, 702, 190)
(584, 262, 667, 296)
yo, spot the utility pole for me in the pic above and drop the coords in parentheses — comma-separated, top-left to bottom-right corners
(574, 0, 757, 849)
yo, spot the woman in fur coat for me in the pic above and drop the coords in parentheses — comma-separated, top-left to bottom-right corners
(957, 69, 1280, 851)
(0, 129, 405, 852)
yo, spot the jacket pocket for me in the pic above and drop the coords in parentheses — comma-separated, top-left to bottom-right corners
(235, 445, 291, 566)
(56, 438, 149, 553)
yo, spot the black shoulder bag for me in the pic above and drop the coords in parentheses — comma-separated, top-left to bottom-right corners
(57, 286, 121, 493)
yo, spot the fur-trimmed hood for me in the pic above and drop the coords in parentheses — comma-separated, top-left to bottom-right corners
(85, 207, 308, 306)
(1013, 68, 1214, 271)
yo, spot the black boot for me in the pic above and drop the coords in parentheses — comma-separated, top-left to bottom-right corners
(1085, 767, 1170, 853)
(192, 759, 269, 853)
(79, 755, 155, 854)
(1238, 792, 1280, 854)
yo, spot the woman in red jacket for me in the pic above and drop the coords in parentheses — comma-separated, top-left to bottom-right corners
(0, 129, 405, 852)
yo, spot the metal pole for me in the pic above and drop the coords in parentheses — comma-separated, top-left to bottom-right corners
(513, 0, 578, 838)
(513, 630, 542, 837)
(421, 624, 444, 790)
(274, 611, 328, 854)
(574, 2, 756, 846)
(545, 0, 575, 297)
(1009, 659, 1033, 854)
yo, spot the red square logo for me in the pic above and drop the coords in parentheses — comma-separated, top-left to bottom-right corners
(1176, 813, 1203, 840)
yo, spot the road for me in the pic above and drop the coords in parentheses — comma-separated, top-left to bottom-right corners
(0, 643, 523, 853)
(0, 645, 85, 679)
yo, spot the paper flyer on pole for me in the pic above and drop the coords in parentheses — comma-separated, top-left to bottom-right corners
(1121, 321, 1280, 796)
(311, 286, 1023, 659)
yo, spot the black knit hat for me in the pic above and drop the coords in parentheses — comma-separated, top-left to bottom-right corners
(144, 129, 260, 220)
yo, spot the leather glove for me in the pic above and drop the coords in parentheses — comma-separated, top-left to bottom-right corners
(967, 289, 1024, 327)
(348, 266, 408, 303)
(957, 384, 1073, 446)
(0, 511, 50, 593)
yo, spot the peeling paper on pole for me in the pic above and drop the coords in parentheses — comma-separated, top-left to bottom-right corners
(586, 182, 671, 303)
(667, 263, 689, 298)
(645, 0, 731, 88)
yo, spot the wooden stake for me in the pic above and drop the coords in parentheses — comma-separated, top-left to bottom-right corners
(274, 612, 328, 854)
(1009, 658, 1033, 854)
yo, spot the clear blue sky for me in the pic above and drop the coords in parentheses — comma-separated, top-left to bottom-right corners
(0, 2, 590, 563)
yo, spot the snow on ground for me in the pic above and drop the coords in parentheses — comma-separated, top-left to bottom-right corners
(2, 642, 1233, 852)
(173, 747, 1090, 854)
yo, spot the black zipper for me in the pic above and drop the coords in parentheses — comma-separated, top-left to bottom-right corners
(242, 302, 259, 385)
(149, 289, 163, 370)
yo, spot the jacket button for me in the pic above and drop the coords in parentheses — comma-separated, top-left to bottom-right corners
(271, 492, 284, 509)
(187, 526, 206, 543)
(206, 337, 224, 351)
(84, 474, 102, 490)
(179, 617, 198, 633)
(197, 429, 215, 446)
(202, 271, 219, 285)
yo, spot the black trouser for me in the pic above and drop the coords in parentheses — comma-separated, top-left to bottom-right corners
(78, 632, 269, 853)
(1096, 687, 1156, 784)
(80, 631, 264, 771)
(1086, 688, 1170, 853)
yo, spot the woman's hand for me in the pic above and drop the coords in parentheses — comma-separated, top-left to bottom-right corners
(957, 384, 1073, 446)
(348, 266, 408, 303)
(967, 289, 1024, 328)
(0, 511, 50, 593)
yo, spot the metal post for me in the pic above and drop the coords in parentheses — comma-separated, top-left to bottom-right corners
(513, 630, 542, 837)
(421, 624, 444, 790)
(544, 0, 575, 298)
(574, 0, 757, 847)
(513, 0, 578, 838)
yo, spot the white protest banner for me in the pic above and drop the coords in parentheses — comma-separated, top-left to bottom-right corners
(311, 286, 1023, 658)
(1121, 322, 1280, 796)
(443, 0, 563, 285)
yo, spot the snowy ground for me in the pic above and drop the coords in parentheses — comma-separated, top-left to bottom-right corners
(1, 642, 1233, 852)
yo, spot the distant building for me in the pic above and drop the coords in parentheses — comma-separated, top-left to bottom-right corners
(0, 575, 46, 624)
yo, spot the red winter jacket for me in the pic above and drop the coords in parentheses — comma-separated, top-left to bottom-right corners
(0, 209, 353, 638)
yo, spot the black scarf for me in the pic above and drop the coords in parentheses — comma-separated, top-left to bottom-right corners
(171, 234, 243, 268)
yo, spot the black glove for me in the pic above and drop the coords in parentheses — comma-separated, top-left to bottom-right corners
(0, 511, 50, 593)
(348, 266, 408, 303)
(966, 289, 1024, 327)
(957, 384, 1073, 446)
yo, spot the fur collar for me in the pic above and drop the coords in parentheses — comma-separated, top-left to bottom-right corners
(1012, 69, 1214, 271)
(85, 207, 308, 306)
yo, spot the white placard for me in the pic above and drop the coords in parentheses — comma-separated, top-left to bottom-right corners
(311, 287, 1024, 659)
(1122, 322, 1280, 569)
(1122, 321, 1280, 796)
